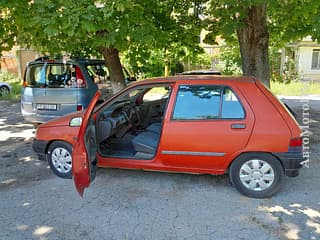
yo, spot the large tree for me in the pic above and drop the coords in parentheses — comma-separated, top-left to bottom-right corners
(205, 0, 320, 87)
(1, 0, 204, 91)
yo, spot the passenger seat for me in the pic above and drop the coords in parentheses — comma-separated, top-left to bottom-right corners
(146, 122, 162, 134)
(132, 131, 159, 154)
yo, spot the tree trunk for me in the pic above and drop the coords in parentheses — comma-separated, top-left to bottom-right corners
(100, 47, 126, 93)
(236, 3, 270, 88)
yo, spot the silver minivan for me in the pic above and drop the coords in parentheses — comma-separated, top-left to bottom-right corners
(21, 57, 133, 123)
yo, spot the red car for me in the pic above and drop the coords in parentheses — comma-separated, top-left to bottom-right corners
(33, 76, 304, 198)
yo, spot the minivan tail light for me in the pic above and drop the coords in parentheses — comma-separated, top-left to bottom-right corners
(289, 137, 302, 147)
(75, 67, 86, 88)
(76, 105, 83, 111)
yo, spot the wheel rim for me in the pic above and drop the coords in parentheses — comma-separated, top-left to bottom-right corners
(239, 159, 275, 191)
(51, 147, 72, 174)
(0, 87, 9, 96)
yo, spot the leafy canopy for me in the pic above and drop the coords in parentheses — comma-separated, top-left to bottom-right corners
(204, 0, 320, 47)
(1, 0, 205, 59)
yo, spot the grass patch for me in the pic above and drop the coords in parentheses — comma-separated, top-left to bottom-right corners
(0, 72, 22, 100)
(271, 81, 320, 96)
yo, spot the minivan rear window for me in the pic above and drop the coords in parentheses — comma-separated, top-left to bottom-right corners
(25, 63, 111, 89)
(25, 63, 87, 88)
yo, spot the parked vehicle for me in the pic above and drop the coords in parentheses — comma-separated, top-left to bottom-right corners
(0, 82, 12, 96)
(33, 75, 304, 198)
(21, 56, 135, 123)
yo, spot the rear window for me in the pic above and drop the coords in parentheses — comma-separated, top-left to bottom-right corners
(25, 62, 111, 89)
(25, 63, 86, 88)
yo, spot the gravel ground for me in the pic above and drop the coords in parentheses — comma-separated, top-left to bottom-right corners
(0, 97, 319, 240)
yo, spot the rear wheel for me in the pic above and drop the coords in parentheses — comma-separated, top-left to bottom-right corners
(47, 141, 72, 179)
(229, 153, 284, 198)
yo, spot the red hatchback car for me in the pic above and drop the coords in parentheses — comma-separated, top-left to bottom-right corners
(33, 76, 304, 198)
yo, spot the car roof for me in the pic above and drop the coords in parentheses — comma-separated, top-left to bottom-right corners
(133, 75, 257, 85)
(27, 57, 105, 66)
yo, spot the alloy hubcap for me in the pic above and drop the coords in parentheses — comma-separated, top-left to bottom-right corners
(0, 87, 9, 95)
(239, 159, 275, 191)
(51, 147, 72, 173)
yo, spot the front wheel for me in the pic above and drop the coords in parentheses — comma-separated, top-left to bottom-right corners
(0, 86, 10, 96)
(229, 153, 284, 198)
(47, 141, 72, 179)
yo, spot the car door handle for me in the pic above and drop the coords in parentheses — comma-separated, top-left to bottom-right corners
(231, 123, 246, 129)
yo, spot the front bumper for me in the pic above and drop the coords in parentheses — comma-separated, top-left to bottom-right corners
(33, 139, 49, 161)
(273, 151, 305, 177)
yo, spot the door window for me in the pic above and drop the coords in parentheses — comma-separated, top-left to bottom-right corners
(221, 87, 245, 119)
(143, 86, 171, 102)
(172, 85, 244, 120)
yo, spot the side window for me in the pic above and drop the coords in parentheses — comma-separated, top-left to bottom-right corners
(172, 85, 245, 120)
(221, 87, 245, 119)
(143, 87, 171, 102)
(172, 85, 221, 120)
(86, 64, 110, 84)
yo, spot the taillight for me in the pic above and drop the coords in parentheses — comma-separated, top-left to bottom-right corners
(289, 137, 303, 147)
(76, 105, 83, 111)
(75, 67, 86, 88)
(22, 81, 28, 87)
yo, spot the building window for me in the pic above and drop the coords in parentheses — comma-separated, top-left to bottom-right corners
(311, 49, 320, 69)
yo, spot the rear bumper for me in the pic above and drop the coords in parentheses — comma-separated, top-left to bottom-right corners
(273, 151, 305, 177)
(33, 139, 48, 161)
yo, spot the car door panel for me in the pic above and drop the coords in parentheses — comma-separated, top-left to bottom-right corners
(72, 92, 100, 196)
(159, 84, 254, 170)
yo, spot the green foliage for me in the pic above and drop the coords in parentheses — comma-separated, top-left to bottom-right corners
(268, 0, 320, 47)
(203, 0, 320, 86)
(269, 47, 299, 84)
(1, 0, 207, 84)
(218, 44, 242, 75)
(0, 6, 17, 54)
(123, 48, 212, 78)
(2, 0, 205, 58)
(204, 0, 320, 47)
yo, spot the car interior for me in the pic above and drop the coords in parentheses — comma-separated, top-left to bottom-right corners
(96, 85, 172, 160)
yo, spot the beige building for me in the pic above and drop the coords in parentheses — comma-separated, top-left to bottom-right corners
(284, 37, 320, 82)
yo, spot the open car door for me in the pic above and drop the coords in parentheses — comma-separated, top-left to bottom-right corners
(72, 92, 101, 196)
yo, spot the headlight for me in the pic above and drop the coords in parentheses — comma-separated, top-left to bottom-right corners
(69, 117, 82, 127)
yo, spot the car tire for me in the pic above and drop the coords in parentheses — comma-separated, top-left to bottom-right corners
(0, 86, 10, 96)
(47, 141, 72, 179)
(229, 153, 284, 198)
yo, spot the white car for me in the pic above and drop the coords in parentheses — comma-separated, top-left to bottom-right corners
(0, 82, 12, 96)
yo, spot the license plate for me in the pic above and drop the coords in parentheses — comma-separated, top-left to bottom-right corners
(36, 104, 57, 111)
